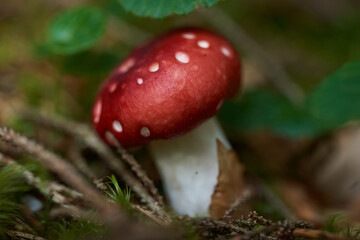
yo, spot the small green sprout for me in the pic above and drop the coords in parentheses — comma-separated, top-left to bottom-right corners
(104, 175, 132, 214)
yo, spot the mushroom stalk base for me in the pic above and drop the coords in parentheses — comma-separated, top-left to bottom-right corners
(149, 117, 230, 217)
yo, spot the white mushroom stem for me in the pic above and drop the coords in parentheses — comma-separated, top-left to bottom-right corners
(149, 117, 231, 217)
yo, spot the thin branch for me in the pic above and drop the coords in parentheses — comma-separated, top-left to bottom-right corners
(236, 225, 279, 240)
(231, 217, 346, 240)
(257, 180, 295, 219)
(8, 231, 47, 240)
(0, 153, 85, 218)
(200, 7, 305, 104)
(0, 154, 171, 228)
(224, 188, 254, 218)
(115, 143, 164, 206)
(193, 217, 248, 235)
(0, 126, 125, 224)
(100, 124, 163, 205)
(67, 143, 98, 181)
(19, 109, 171, 223)
(132, 204, 170, 227)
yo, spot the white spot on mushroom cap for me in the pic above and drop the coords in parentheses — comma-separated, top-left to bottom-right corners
(197, 40, 210, 49)
(94, 100, 102, 123)
(182, 33, 195, 39)
(221, 47, 231, 57)
(118, 58, 135, 73)
(109, 82, 117, 92)
(137, 78, 143, 85)
(149, 62, 159, 72)
(140, 127, 150, 137)
(175, 51, 190, 64)
(113, 121, 123, 132)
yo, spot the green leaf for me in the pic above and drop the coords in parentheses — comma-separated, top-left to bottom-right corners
(46, 7, 106, 54)
(61, 51, 121, 76)
(308, 60, 360, 126)
(199, 0, 218, 7)
(118, 0, 218, 18)
(218, 90, 325, 138)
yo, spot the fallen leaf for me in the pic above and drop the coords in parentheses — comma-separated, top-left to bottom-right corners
(209, 139, 246, 218)
(243, 131, 311, 174)
(300, 125, 360, 205)
(277, 180, 323, 227)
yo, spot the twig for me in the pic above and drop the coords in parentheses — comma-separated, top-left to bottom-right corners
(67, 143, 98, 181)
(237, 225, 279, 240)
(224, 188, 254, 217)
(257, 180, 295, 219)
(48, 207, 97, 220)
(231, 217, 340, 240)
(1, 145, 171, 230)
(8, 231, 47, 240)
(132, 204, 170, 227)
(200, 7, 305, 104)
(293, 228, 348, 240)
(115, 143, 163, 206)
(101, 125, 163, 205)
(0, 153, 84, 218)
(0, 141, 22, 157)
(193, 217, 248, 236)
(0, 126, 125, 224)
(19, 109, 171, 223)
(1, 154, 171, 227)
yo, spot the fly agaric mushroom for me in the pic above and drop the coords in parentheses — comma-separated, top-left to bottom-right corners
(92, 28, 241, 216)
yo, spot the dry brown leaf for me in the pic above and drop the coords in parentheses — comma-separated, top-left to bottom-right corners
(277, 180, 323, 227)
(299, 125, 360, 207)
(209, 139, 246, 219)
(243, 131, 311, 174)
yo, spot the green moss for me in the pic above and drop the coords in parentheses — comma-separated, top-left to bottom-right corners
(0, 164, 32, 238)
(323, 213, 360, 239)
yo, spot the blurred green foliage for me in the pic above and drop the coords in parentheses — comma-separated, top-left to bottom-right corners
(0, 165, 31, 238)
(0, 163, 107, 240)
(308, 60, 360, 127)
(61, 51, 121, 76)
(322, 214, 360, 239)
(18, 72, 47, 107)
(20, 157, 53, 182)
(219, 90, 326, 138)
(47, 219, 107, 240)
(44, 7, 107, 55)
(220, 59, 360, 139)
(118, 0, 218, 18)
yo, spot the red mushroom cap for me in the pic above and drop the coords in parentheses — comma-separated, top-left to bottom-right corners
(92, 28, 241, 148)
